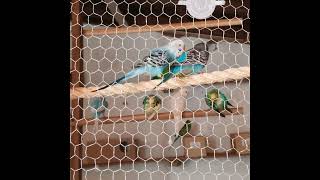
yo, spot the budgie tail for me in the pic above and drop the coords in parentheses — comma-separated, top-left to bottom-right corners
(227, 101, 234, 107)
(172, 135, 180, 144)
(214, 108, 225, 117)
(92, 66, 148, 92)
(226, 107, 233, 114)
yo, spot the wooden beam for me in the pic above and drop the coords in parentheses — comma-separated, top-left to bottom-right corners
(82, 149, 247, 167)
(71, 0, 83, 180)
(70, 67, 250, 100)
(83, 18, 242, 36)
(162, 30, 249, 44)
(71, 107, 243, 127)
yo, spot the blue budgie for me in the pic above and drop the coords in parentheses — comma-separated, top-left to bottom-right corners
(89, 96, 108, 132)
(153, 41, 217, 89)
(92, 39, 186, 92)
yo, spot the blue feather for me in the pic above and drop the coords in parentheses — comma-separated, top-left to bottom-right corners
(89, 97, 108, 119)
(93, 49, 177, 92)
(154, 64, 205, 89)
(93, 65, 166, 91)
(153, 42, 211, 89)
(92, 40, 187, 92)
(176, 51, 187, 63)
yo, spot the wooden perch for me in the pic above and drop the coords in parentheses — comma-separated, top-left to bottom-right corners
(83, 18, 242, 36)
(71, 107, 243, 127)
(163, 30, 249, 44)
(82, 150, 247, 167)
(70, 67, 250, 100)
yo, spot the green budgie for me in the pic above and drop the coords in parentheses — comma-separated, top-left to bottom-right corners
(205, 89, 234, 117)
(172, 120, 192, 144)
(153, 41, 216, 90)
(143, 95, 162, 120)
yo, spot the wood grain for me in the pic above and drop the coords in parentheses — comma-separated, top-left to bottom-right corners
(83, 18, 242, 36)
(82, 149, 247, 167)
(70, 0, 83, 180)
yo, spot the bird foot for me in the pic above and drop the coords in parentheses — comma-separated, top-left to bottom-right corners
(176, 74, 186, 78)
(162, 89, 175, 93)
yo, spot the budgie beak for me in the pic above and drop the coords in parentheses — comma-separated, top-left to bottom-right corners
(177, 47, 184, 57)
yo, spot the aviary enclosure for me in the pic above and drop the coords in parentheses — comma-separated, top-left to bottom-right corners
(70, 0, 250, 180)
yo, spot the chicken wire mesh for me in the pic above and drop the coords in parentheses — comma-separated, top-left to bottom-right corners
(71, 0, 250, 180)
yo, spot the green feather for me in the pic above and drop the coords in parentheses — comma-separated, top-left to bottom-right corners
(160, 51, 188, 81)
(143, 95, 161, 111)
(161, 64, 171, 77)
(205, 89, 233, 117)
(173, 120, 192, 144)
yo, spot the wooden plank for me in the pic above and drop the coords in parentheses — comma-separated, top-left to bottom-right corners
(230, 132, 250, 155)
(83, 18, 242, 36)
(70, 67, 250, 100)
(82, 149, 246, 167)
(82, 138, 138, 166)
(71, 0, 83, 180)
(162, 30, 249, 44)
(71, 107, 244, 127)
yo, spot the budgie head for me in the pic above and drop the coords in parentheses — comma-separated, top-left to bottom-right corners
(143, 95, 161, 109)
(209, 89, 219, 102)
(168, 39, 185, 58)
(205, 89, 224, 109)
(149, 95, 161, 107)
(205, 89, 216, 107)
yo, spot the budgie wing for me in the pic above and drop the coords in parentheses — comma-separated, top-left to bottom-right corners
(178, 124, 188, 136)
(218, 92, 234, 107)
(160, 51, 188, 76)
(143, 48, 176, 67)
(219, 92, 233, 109)
(181, 49, 209, 65)
(187, 123, 192, 133)
(158, 65, 176, 85)
(219, 92, 229, 101)
(179, 66, 195, 76)
(205, 93, 212, 108)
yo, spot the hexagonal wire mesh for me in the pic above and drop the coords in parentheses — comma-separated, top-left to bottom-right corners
(71, 0, 250, 180)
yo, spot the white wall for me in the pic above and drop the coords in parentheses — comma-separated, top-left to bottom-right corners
(79, 30, 250, 180)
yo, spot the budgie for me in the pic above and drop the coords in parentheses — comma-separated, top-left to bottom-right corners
(172, 119, 192, 144)
(143, 95, 162, 120)
(205, 88, 234, 117)
(153, 41, 216, 89)
(89, 96, 108, 132)
(92, 39, 186, 92)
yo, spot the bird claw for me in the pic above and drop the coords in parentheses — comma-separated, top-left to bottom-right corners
(162, 89, 175, 93)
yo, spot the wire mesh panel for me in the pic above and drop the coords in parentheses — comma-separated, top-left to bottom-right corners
(71, 0, 250, 180)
